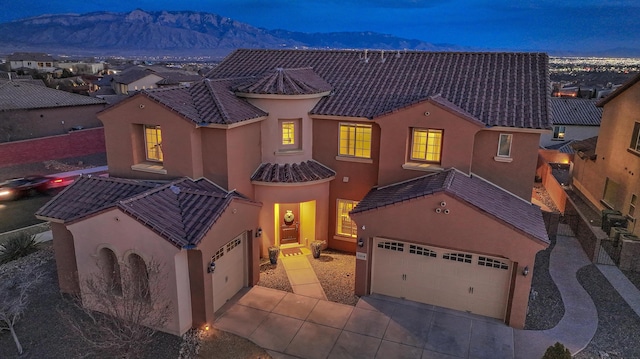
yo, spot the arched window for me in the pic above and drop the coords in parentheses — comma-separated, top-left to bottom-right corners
(98, 248, 122, 296)
(128, 254, 150, 301)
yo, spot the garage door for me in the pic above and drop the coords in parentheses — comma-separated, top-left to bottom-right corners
(371, 238, 512, 320)
(212, 233, 246, 313)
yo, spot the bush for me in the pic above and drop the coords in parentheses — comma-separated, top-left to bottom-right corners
(542, 342, 571, 359)
(0, 234, 39, 265)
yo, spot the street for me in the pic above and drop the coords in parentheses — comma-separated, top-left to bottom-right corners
(0, 190, 60, 233)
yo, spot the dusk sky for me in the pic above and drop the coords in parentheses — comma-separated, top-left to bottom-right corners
(1, 0, 639, 55)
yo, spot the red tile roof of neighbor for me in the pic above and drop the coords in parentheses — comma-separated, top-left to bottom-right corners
(351, 169, 549, 243)
(251, 160, 336, 183)
(549, 98, 602, 126)
(207, 49, 552, 129)
(143, 79, 268, 125)
(36, 176, 255, 248)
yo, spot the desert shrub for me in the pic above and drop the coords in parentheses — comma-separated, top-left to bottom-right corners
(0, 234, 39, 265)
(542, 342, 571, 359)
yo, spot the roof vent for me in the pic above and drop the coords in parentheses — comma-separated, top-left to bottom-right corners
(169, 185, 181, 194)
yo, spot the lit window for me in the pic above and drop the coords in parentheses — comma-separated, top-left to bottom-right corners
(411, 128, 443, 163)
(337, 199, 358, 238)
(339, 123, 371, 158)
(497, 134, 513, 157)
(629, 194, 637, 218)
(144, 125, 163, 162)
(553, 126, 566, 139)
(282, 121, 295, 145)
(630, 122, 640, 152)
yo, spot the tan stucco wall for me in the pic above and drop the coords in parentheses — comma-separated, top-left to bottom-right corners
(224, 122, 262, 197)
(254, 181, 331, 255)
(68, 209, 190, 336)
(375, 101, 482, 186)
(246, 97, 321, 164)
(351, 191, 548, 328)
(572, 82, 640, 236)
(51, 222, 79, 294)
(471, 130, 541, 200)
(99, 95, 203, 180)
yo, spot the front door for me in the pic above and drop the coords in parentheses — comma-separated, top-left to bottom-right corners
(279, 204, 299, 245)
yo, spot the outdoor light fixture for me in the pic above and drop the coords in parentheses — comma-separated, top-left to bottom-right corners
(522, 266, 529, 276)
(357, 238, 364, 247)
(255, 227, 262, 237)
(207, 260, 216, 274)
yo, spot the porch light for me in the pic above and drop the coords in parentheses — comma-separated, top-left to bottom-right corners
(207, 261, 216, 274)
(256, 228, 262, 237)
(522, 266, 529, 276)
(357, 238, 364, 247)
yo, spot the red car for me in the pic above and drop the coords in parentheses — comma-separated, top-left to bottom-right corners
(0, 176, 53, 200)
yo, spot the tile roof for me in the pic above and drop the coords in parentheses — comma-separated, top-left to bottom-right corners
(0, 81, 106, 111)
(113, 68, 161, 85)
(570, 136, 598, 158)
(251, 160, 336, 183)
(597, 72, 640, 107)
(143, 79, 267, 125)
(550, 98, 602, 126)
(233, 67, 333, 96)
(207, 49, 551, 129)
(351, 169, 549, 243)
(543, 140, 576, 154)
(36, 176, 254, 248)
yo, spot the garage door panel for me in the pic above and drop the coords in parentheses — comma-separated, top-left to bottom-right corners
(213, 234, 246, 313)
(371, 238, 512, 321)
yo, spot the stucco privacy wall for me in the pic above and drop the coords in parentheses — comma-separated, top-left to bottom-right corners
(50, 222, 79, 294)
(351, 191, 547, 328)
(68, 209, 191, 336)
(0, 128, 105, 167)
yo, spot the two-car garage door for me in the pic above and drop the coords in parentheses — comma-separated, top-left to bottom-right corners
(371, 238, 512, 320)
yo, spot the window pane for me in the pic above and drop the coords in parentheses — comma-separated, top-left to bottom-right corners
(339, 124, 371, 158)
(631, 122, 640, 152)
(498, 134, 512, 157)
(425, 130, 442, 162)
(145, 125, 163, 162)
(411, 130, 427, 160)
(337, 199, 358, 237)
(411, 129, 442, 163)
(282, 122, 295, 145)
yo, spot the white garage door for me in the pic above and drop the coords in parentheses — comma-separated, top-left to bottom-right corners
(212, 233, 246, 313)
(371, 238, 512, 320)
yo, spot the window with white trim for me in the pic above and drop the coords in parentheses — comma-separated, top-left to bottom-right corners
(629, 194, 637, 219)
(497, 133, 513, 158)
(552, 126, 566, 140)
(144, 125, 163, 162)
(339, 123, 371, 158)
(336, 199, 358, 238)
(410, 128, 443, 163)
(630, 122, 640, 153)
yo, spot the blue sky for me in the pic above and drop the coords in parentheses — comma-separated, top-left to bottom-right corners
(1, 0, 639, 55)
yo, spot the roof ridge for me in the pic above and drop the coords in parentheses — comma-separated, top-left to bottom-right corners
(202, 78, 233, 124)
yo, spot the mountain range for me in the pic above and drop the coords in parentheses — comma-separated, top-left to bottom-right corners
(0, 9, 460, 59)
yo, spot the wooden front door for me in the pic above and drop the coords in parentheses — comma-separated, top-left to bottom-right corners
(279, 204, 299, 245)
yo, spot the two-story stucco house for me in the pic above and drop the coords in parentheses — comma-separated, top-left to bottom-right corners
(571, 73, 640, 236)
(540, 97, 602, 148)
(37, 49, 551, 334)
(7, 52, 56, 73)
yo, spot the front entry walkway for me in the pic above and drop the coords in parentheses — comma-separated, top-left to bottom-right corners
(214, 223, 599, 359)
(280, 248, 327, 300)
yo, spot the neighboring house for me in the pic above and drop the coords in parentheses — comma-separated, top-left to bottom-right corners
(7, 52, 56, 73)
(111, 68, 164, 95)
(571, 73, 640, 236)
(39, 49, 552, 333)
(0, 80, 106, 142)
(541, 97, 602, 148)
(56, 61, 105, 75)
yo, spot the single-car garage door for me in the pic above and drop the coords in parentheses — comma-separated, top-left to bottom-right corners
(371, 238, 512, 320)
(212, 233, 247, 313)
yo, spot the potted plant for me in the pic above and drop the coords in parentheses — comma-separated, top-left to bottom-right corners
(268, 246, 280, 264)
(311, 240, 325, 259)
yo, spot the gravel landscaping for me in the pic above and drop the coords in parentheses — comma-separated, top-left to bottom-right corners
(574, 265, 640, 359)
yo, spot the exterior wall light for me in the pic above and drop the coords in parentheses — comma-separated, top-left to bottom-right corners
(207, 261, 216, 274)
(255, 228, 262, 237)
(357, 238, 364, 247)
(522, 266, 529, 276)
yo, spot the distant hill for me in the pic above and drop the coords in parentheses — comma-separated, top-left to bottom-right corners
(0, 9, 460, 58)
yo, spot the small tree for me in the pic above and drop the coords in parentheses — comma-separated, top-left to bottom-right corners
(542, 342, 572, 359)
(60, 258, 172, 359)
(0, 264, 45, 355)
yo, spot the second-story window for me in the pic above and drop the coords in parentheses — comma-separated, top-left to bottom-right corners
(630, 122, 640, 153)
(553, 126, 566, 140)
(497, 134, 513, 158)
(279, 119, 300, 151)
(144, 125, 163, 162)
(339, 123, 371, 159)
(282, 121, 295, 145)
(411, 128, 443, 163)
